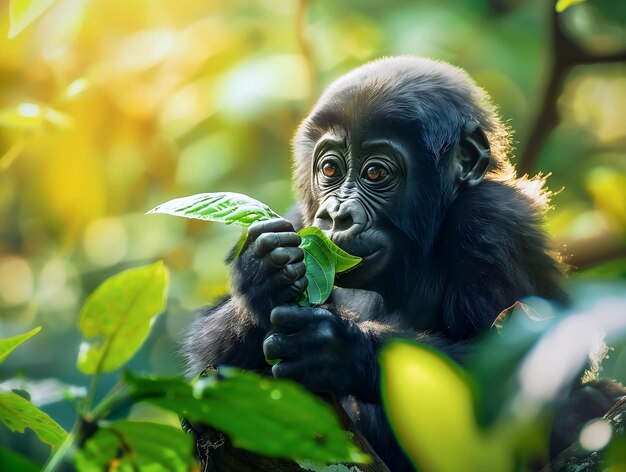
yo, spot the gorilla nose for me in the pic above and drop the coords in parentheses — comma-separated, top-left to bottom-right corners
(314, 199, 367, 236)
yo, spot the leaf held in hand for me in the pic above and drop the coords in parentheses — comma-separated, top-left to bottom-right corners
(147, 192, 281, 227)
(298, 227, 361, 305)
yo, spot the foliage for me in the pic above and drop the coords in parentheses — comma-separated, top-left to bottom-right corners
(0, 263, 366, 470)
(0, 327, 67, 450)
(0, 326, 41, 364)
(76, 261, 168, 374)
(149, 192, 361, 305)
(380, 299, 626, 472)
(555, 0, 587, 13)
(1, 0, 625, 470)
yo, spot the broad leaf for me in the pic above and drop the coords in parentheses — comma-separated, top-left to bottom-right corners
(147, 192, 281, 226)
(77, 261, 168, 374)
(470, 302, 553, 427)
(0, 326, 40, 364)
(8, 0, 57, 39)
(380, 341, 509, 472)
(298, 227, 361, 305)
(124, 371, 368, 464)
(74, 421, 193, 472)
(555, 0, 586, 12)
(299, 232, 335, 305)
(0, 392, 67, 448)
(299, 227, 361, 274)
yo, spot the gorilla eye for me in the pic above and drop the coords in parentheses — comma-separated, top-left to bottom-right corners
(322, 162, 337, 178)
(364, 165, 388, 182)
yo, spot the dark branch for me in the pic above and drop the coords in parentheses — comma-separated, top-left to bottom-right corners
(517, 6, 626, 175)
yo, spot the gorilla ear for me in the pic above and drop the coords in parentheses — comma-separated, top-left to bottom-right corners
(453, 121, 491, 187)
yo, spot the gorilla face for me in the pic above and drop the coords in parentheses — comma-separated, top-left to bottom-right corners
(309, 124, 415, 288)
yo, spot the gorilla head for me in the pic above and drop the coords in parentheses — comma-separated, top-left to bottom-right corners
(290, 57, 559, 333)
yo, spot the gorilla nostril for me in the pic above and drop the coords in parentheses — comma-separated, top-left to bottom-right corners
(333, 211, 354, 232)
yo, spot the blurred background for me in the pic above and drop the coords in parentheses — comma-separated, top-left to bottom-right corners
(0, 0, 624, 463)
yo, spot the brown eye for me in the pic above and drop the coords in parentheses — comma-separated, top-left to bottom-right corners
(365, 165, 387, 182)
(322, 162, 337, 178)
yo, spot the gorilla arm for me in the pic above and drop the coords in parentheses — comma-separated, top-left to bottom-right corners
(183, 218, 308, 375)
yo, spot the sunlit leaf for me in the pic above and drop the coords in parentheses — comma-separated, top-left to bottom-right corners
(555, 0, 586, 12)
(8, 0, 57, 39)
(0, 327, 40, 364)
(380, 341, 509, 472)
(0, 103, 72, 130)
(0, 392, 67, 448)
(74, 421, 193, 472)
(147, 192, 281, 226)
(0, 448, 41, 472)
(124, 370, 368, 464)
(76, 261, 168, 374)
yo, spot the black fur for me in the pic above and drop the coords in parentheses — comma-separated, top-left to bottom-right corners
(183, 57, 585, 470)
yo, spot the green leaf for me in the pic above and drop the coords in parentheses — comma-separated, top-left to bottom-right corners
(124, 371, 367, 464)
(8, 0, 57, 39)
(0, 448, 41, 472)
(147, 192, 281, 226)
(74, 421, 193, 472)
(298, 227, 361, 305)
(0, 103, 72, 130)
(555, 0, 586, 12)
(380, 341, 510, 472)
(76, 261, 168, 374)
(469, 303, 553, 427)
(299, 232, 335, 305)
(299, 227, 361, 274)
(0, 327, 40, 364)
(0, 392, 67, 448)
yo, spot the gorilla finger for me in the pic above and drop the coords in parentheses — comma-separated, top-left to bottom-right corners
(270, 304, 326, 330)
(263, 333, 302, 361)
(271, 359, 320, 387)
(290, 276, 308, 295)
(277, 262, 306, 283)
(267, 247, 303, 268)
(254, 232, 301, 257)
(249, 219, 294, 240)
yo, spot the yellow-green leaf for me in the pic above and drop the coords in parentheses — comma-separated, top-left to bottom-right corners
(76, 261, 168, 375)
(555, 0, 586, 13)
(0, 327, 41, 365)
(74, 421, 194, 472)
(0, 392, 67, 448)
(8, 0, 57, 39)
(380, 341, 510, 472)
(0, 103, 72, 130)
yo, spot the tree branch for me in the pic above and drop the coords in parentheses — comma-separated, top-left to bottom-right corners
(517, 6, 626, 175)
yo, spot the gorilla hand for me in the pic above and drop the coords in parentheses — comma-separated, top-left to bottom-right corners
(263, 305, 378, 402)
(231, 219, 308, 326)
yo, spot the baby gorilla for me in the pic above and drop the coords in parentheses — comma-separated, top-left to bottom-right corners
(184, 57, 620, 470)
